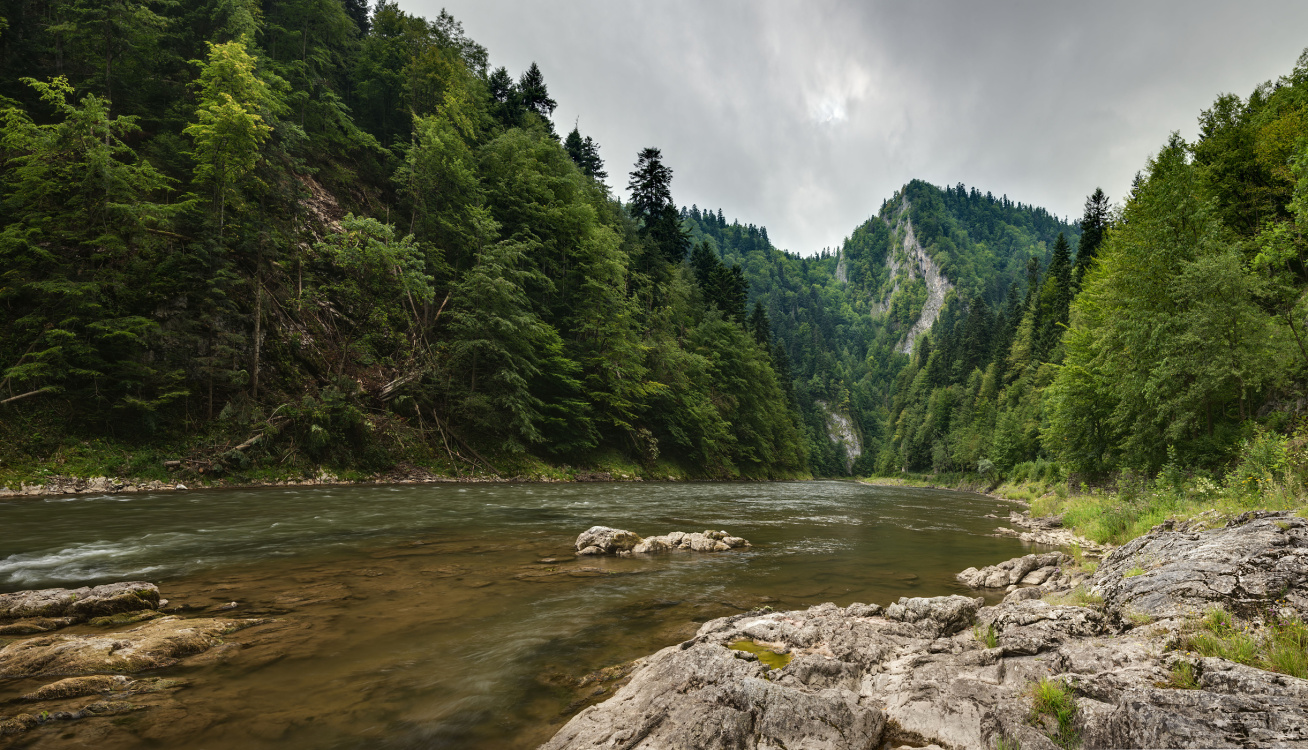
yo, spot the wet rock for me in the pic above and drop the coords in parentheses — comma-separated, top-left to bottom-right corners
(0, 617, 77, 636)
(630, 529, 750, 554)
(1090, 510, 1308, 620)
(0, 582, 160, 624)
(575, 526, 751, 556)
(957, 552, 1070, 589)
(574, 526, 643, 554)
(19, 674, 129, 701)
(0, 616, 263, 678)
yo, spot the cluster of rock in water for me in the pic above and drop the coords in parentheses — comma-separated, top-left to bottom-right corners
(0, 582, 265, 738)
(543, 511, 1308, 749)
(574, 525, 751, 556)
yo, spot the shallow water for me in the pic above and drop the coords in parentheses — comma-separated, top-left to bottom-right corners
(0, 480, 1044, 748)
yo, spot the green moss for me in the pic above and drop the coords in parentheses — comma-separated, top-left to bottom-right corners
(728, 639, 793, 670)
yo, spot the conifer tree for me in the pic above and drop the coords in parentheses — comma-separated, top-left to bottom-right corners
(628, 147, 688, 263)
(1073, 188, 1110, 287)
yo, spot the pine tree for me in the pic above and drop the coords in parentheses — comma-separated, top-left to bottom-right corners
(517, 62, 556, 118)
(628, 147, 688, 263)
(1073, 188, 1109, 288)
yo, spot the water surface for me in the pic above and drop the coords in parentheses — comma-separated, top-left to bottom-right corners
(0, 480, 1041, 748)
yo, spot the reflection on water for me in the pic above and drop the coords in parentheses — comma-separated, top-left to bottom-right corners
(0, 480, 1042, 748)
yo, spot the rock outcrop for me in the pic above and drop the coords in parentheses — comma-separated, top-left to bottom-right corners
(0, 582, 160, 629)
(1090, 510, 1308, 620)
(957, 551, 1071, 590)
(542, 511, 1308, 749)
(0, 616, 262, 678)
(574, 526, 750, 556)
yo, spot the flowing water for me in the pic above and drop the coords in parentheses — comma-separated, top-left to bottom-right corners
(0, 480, 1045, 748)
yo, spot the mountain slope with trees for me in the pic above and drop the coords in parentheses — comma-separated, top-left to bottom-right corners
(0, 0, 805, 483)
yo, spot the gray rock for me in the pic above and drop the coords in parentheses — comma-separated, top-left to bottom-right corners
(574, 526, 643, 554)
(957, 552, 1070, 589)
(577, 527, 751, 555)
(1090, 511, 1308, 620)
(543, 513, 1308, 750)
(0, 582, 160, 624)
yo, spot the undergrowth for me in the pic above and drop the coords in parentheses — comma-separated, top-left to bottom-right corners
(1176, 606, 1308, 679)
(1028, 677, 1078, 749)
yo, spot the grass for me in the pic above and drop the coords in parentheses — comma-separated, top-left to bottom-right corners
(995, 737, 1021, 750)
(1043, 584, 1104, 609)
(1124, 565, 1146, 578)
(1176, 606, 1308, 679)
(1162, 661, 1200, 689)
(1029, 677, 1078, 749)
(973, 622, 999, 648)
(1126, 611, 1154, 626)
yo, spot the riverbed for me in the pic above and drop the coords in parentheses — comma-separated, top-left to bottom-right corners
(0, 480, 1044, 748)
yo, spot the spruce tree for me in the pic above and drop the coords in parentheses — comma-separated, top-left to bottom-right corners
(628, 147, 688, 263)
(517, 62, 556, 118)
(1073, 188, 1110, 288)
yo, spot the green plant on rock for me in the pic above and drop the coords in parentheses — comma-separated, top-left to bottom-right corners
(1163, 661, 1200, 689)
(973, 622, 999, 648)
(1029, 676, 1079, 749)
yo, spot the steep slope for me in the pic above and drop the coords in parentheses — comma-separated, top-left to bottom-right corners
(683, 179, 1078, 475)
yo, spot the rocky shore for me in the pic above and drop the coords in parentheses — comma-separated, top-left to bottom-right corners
(540, 510, 1308, 749)
(0, 582, 268, 740)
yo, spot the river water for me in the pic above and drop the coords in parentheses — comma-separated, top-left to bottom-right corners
(0, 480, 1041, 748)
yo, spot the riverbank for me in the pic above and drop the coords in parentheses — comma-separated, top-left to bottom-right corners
(0, 459, 814, 501)
(542, 510, 1308, 749)
(862, 468, 1307, 551)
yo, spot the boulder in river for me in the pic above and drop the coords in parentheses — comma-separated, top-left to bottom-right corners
(957, 551, 1071, 589)
(0, 616, 264, 678)
(0, 582, 160, 628)
(574, 526, 750, 556)
(542, 511, 1308, 749)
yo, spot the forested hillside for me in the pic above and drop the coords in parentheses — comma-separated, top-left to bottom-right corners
(0, 0, 806, 482)
(683, 182, 1078, 476)
(1, 0, 1302, 492)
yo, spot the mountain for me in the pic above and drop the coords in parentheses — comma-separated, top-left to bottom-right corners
(683, 179, 1080, 475)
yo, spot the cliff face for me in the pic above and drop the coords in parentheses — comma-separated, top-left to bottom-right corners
(815, 400, 862, 473)
(884, 203, 953, 356)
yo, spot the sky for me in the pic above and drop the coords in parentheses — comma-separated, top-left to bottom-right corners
(402, 1, 1308, 255)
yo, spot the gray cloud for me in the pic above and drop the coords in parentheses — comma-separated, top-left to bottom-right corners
(402, 0, 1308, 253)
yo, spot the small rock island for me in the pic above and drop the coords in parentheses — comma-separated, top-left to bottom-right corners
(575, 526, 752, 556)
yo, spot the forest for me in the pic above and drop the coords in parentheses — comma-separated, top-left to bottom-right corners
(0, 0, 1304, 498)
(0, 0, 805, 482)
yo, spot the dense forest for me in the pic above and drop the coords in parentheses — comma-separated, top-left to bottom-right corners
(0, 0, 805, 481)
(684, 182, 1079, 476)
(0, 0, 1303, 492)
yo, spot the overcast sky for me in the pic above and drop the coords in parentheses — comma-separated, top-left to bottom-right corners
(402, 1, 1308, 255)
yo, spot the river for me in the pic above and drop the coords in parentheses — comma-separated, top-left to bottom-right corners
(0, 480, 1042, 748)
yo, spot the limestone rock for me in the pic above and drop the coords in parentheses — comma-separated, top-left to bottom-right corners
(0, 582, 160, 624)
(0, 616, 260, 678)
(1090, 510, 1308, 620)
(573, 526, 643, 554)
(957, 552, 1070, 589)
(577, 527, 750, 556)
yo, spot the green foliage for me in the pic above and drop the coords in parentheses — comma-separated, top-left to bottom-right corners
(0, 1, 807, 480)
(1029, 677, 1078, 749)
(1179, 606, 1308, 680)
